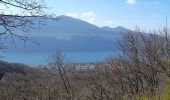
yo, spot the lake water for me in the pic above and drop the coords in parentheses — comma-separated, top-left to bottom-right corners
(1, 51, 115, 65)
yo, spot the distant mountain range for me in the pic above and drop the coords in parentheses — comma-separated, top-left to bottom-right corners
(6, 15, 131, 52)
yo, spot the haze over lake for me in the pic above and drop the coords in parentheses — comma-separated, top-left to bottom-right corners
(0, 16, 128, 65)
(2, 51, 115, 65)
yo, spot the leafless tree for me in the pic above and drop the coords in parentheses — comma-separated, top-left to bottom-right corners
(48, 49, 76, 100)
(0, 0, 53, 48)
(105, 28, 168, 99)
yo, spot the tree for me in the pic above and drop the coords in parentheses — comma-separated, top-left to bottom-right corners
(0, 71, 4, 80)
(48, 49, 75, 100)
(105, 28, 168, 99)
(0, 0, 52, 48)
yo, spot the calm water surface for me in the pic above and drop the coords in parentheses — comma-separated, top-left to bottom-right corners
(1, 51, 115, 65)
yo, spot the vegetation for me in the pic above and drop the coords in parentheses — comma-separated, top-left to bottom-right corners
(0, 28, 169, 100)
(0, 2, 169, 99)
(0, 0, 52, 48)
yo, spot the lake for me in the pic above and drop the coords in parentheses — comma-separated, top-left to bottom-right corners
(0, 51, 115, 65)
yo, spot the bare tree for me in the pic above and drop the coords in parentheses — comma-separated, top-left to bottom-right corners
(105, 29, 168, 100)
(0, 0, 52, 48)
(48, 49, 76, 100)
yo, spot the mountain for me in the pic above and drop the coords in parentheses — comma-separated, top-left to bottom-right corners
(5, 15, 130, 52)
(0, 60, 31, 78)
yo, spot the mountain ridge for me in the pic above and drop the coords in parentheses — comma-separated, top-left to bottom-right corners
(5, 15, 131, 52)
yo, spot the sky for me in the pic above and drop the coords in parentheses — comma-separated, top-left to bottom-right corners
(46, 0, 169, 29)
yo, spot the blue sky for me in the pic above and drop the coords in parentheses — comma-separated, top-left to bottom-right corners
(47, 0, 169, 29)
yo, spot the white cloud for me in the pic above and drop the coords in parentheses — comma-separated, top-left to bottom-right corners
(95, 20, 114, 27)
(105, 21, 113, 25)
(81, 11, 96, 24)
(126, 0, 136, 5)
(86, 18, 95, 24)
(65, 12, 115, 27)
(65, 11, 96, 24)
(82, 11, 95, 18)
(66, 12, 79, 18)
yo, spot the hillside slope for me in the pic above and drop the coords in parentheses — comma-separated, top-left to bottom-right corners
(5, 16, 130, 52)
